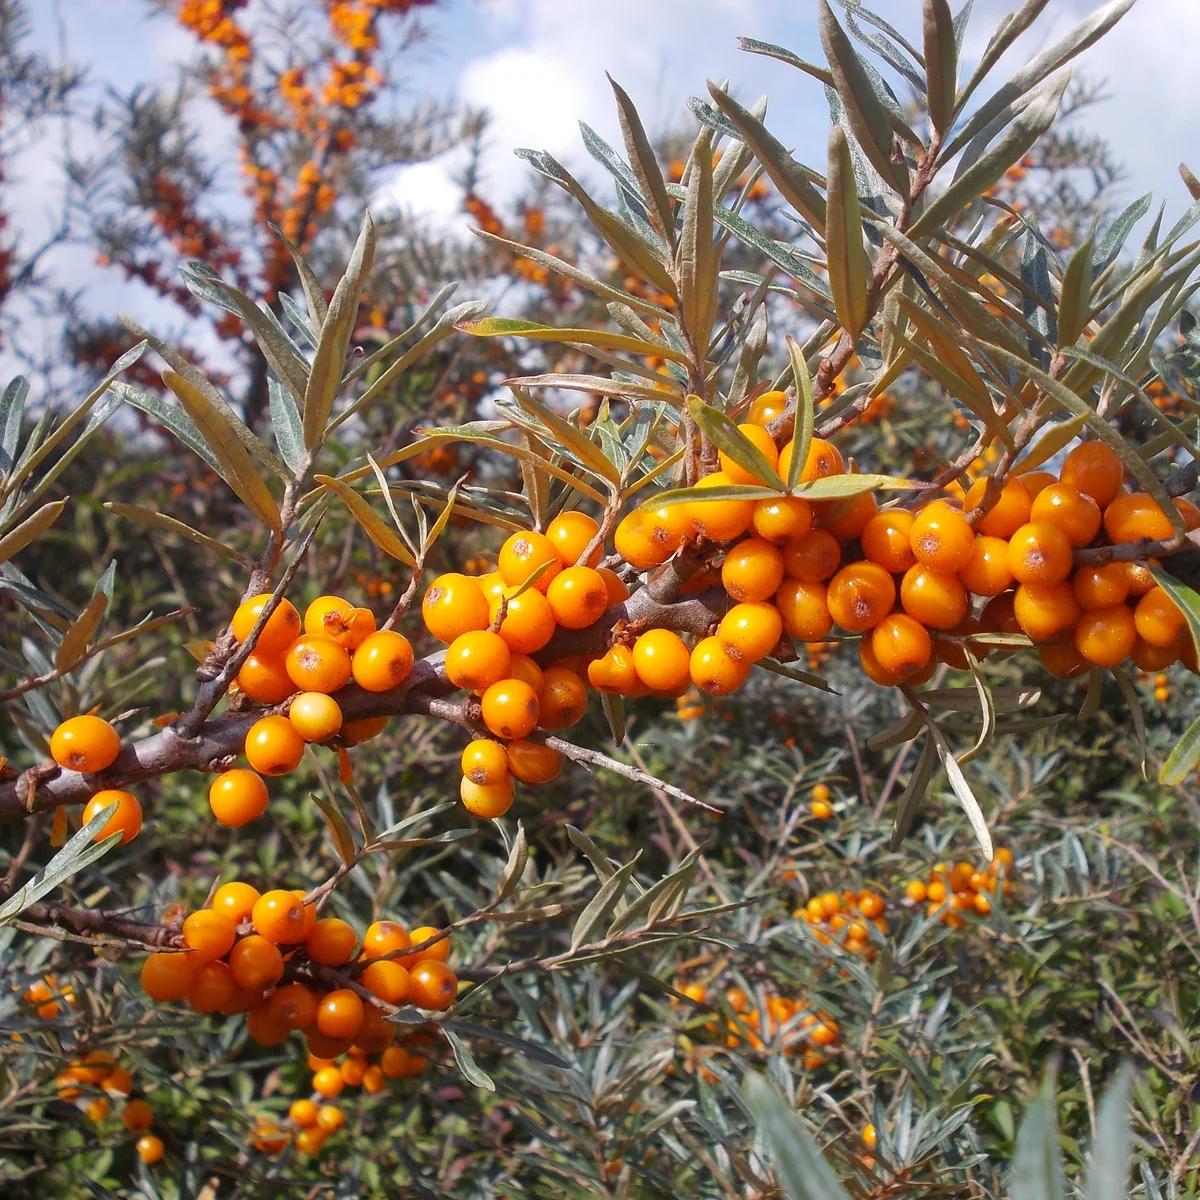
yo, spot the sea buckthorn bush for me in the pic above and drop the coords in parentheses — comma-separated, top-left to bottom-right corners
(2, 1, 1200, 1196)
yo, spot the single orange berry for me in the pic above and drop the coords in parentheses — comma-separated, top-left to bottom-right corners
(409, 960, 458, 1010)
(480, 678, 540, 739)
(615, 509, 674, 569)
(499, 530, 562, 591)
(861, 508, 916, 573)
(718, 601, 783, 662)
(689, 636, 750, 695)
(211, 880, 260, 925)
(288, 692, 343, 742)
(208, 769, 268, 827)
(228, 935, 284, 990)
(817, 491, 877, 541)
(139, 950, 198, 1003)
(778, 436, 843, 483)
(1134, 587, 1186, 647)
(305, 918, 357, 966)
(1039, 642, 1089, 679)
(121, 1098, 154, 1132)
(1012, 582, 1081, 642)
(1104, 492, 1176, 544)
(632, 629, 691, 692)
(547, 566, 609, 629)
(538, 667, 588, 729)
(860, 638, 921, 687)
(285, 635, 351, 693)
(1074, 605, 1137, 667)
(252, 889, 308, 944)
(445, 629, 511, 692)
(910, 500, 975, 573)
(1061, 441, 1123, 507)
(295, 1127, 326, 1155)
(362, 920, 411, 960)
(506, 738, 563, 785)
(422, 573, 489, 642)
(746, 389, 789, 428)
(721, 537, 785, 603)
(1007, 522, 1073, 585)
(311, 1066, 345, 1099)
(1017, 470, 1058, 498)
(776, 579, 833, 641)
(231, 594, 300, 655)
(546, 511, 601, 566)
(598, 567, 630, 604)
(507, 653, 545, 695)
(719, 424, 779, 485)
(781, 529, 841, 582)
(290, 1098, 319, 1128)
(404, 926, 451, 967)
(461, 738, 509, 786)
(1072, 563, 1130, 610)
(587, 644, 639, 693)
(50, 715, 121, 774)
(136, 1134, 165, 1164)
(303, 596, 375, 649)
(685, 472, 755, 542)
(752, 497, 813, 544)
(900, 566, 969, 630)
(1030, 483, 1101, 547)
(958, 536, 1013, 597)
(244, 715, 305, 776)
(361, 959, 411, 1005)
(488, 587, 557, 654)
(871, 614, 933, 679)
(187, 961, 237, 1013)
(826, 561, 896, 632)
(965, 476, 1032, 538)
(316, 988, 364, 1040)
(316, 1104, 345, 1134)
(460, 775, 515, 818)
(81, 789, 142, 843)
(349, 629, 414, 693)
(236, 652, 294, 703)
(182, 909, 236, 962)
(1131, 636, 1180, 671)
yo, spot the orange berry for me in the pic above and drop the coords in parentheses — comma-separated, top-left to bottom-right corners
(252, 889, 308, 944)
(1013, 582, 1080, 642)
(211, 880, 260, 925)
(498, 530, 562, 591)
(303, 596, 375, 649)
(312, 1066, 345, 1098)
(588, 644, 639, 693)
(461, 738, 509, 786)
(506, 738, 563, 785)
(859, 892, 884, 919)
(404, 926, 451, 966)
(480, 678, 540, 739)
(140, 950, 198, 1002)
(295, 1127, 326, 1155)
(538, 667, 588, 729)
(488, 587, 557, 654)
(818, 491, 877, 541)
(268, 982, 320, 1031)
(50, 715, 121, 774)
(719, 424, 779, 485)
(632, 629, 691, 692)
(506, 653, 545, 695)
(1030, 483, 1101, 547)
(689, 636, 750, 695)
(350, 630, 414, 692)
(1039, 642, 1088, 679)
(1134, 587, 1187, 647)
(966, 476, 1032, 538)
(81, 789, 142, 843)
(316, 1104, 345, 1133)
(380, 1046, 423, 1078)
(460, 775, 515, 818)
(752, 497, 813, 544)
(860, 509, 916, 573)
(121, 1098, 154, 1132)
(1176, 497, 1200, 531)
(422, 573, 489, 642)
(235, 651, 294, 704)
(182, 909, 236, 962)
(305, 918, 357, 966)
(1061, 441, 1123, 507)
(776, 579, 833, 641)
(871, 614, 933, 679)
(598, 567, 630, 604)
(231, 594, 301, 655)
(288, 692, 343, 742)
(826, 561, 896, 632)
(900, 566, 969, 630)
(1131, 636, 1180, 671)
(779, 436, 843, 483)
(615, 509, 674, 569)
(1124, 561, 1157, 597)
(547, 566, 609, 629)
(722, 537, 785, 602)
(859, 638, 914, 687)
(208, 769, 268, 826)
(933, 616, 981, 669)
(1072, 563, 1129, 610)
(546, 512, 601, 566)
(811, 798, 833, 819)
(362, 921, 411, 960)
(1104, 492, 1176, 543)
(685, 472, 755, 542)
(246, 1000, 291, 1045)
(290, 1098, 319, 1128)
(781, 529, 841, 581)
(361, 959, 411, 1005)
(1074, 605, 1136, 667)
(316, 989, 364, 1040)
(718, 601, 783, 661)
(306, 1030, 352, 1060)
(958, 535, 1013, 597)
(136, 1134, 165, 1164)
(1007, 522, 1073, 585)
(910, 500, 976, 573)
(244, 715, 304, 776)
(445, 630, 511, 692)
(1018, 470, 1058, 498)
(409, 960, 458, 1010)
(746, 389, 788, 428)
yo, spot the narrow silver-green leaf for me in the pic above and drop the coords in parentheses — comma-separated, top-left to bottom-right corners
(677, 135, 717, 351)
(608, 75, 675, 243)
(570, 856, 641, 951)
(315, 475, 416, 567)
(923, 0, 958, 136)
(1057, 235, 1095, 347)
(1084, 1067, 1133, 1200)
(0, 498, 67, 564)
(825, 125, 870, 340)
(786, 337, 815, 491)
(1010, 1074, 1065, 1200)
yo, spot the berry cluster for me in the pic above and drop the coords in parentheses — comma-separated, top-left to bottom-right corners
(21, 973, 77, 1020)
(794, 888, 888, 957)
(48, 716, 142, 843)
(902, 849, 1015, 925)
(54, 1051, 164, 1164)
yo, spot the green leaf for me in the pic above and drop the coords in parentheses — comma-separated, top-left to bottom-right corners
(495, 823, 528, 901)
(268, 375, 305, 475)
(570, 855, 641, 951)
(308, 791, 357, 866)
(600, 691, 625, 746)
(162, 370, 281, 532)
(54, 587, 109, 673)
(442, 1026, 495, 1091)
(652, 482, 783, 508)
(889, 736, 937, 848)
(1084, 1066, 1133, 1200)
(1016, 415, 1088, 472)
(738, 37, 834, 88)
(926, 717, 993, 858)
(304, 212, 374, 450)
(677, 135, 717, 352)
(786, 338, 815, 490)
(0, 498, 67, 564)
(825, 126, 870, 340)
(742, 1073, 852, 1200)
(1010, 1073, 1066, 1200)
(687, 396, 783, 489)
(1160, 712, 1200, 789)
(793, 473, 918, 499)
(1057, 235, 1095, 347)
(0, 376, 27, 473)
(923, 0, 958, 136)
(954, 0, 1049, 117)
(315, 475, 416, 567)
(270, 223, 328, 326)
(460, 316, 686, 366)
(608, 75, 675, 243)
(511, 388, 622, 487)
(103, 502, 250, 566)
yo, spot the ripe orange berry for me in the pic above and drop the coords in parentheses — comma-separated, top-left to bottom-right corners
(316, 988, 364, 1040)
(312, 1066, 345, 1098)
(288, 692, 343, 742)
(285, 635, 351, 693)
(1134, 587, 1186, 647)
(136, 1134, 165, 1164)
(252, 889, 308, 944)
(361, 959, 411, 1005)
(303, 596, 375, 649)
(1061, 441, 1123, 507)
(615, 509, 674, 569)
(187, 961, 237, 1013)
(316, 1104, 345, 1133)
(480, 678, 540, 739)
(445, 630, 511, 692)
(782, 529, 841, 581)
(900, 566, 969, 630)
(1074, 605, 1137, 667)
(752, 497, 813, 544)
(965, 476, 1032, 538)
(779, 436, 843, 483)
(362, 920, 411, 960)
(719, 424, 780, 485)
(208, 769, 268, 827)
(1176, 497, 1200, 531)
(120, 1097, 154, 1133)
(244, 715, 305, 776)
(228, 935, 284, 990)
(588, 644, 639, 693)
(910, 500, 975, 573)
(1104, 492, 1175, 543)
(598, 567, 630, 604)
(718, 602, 783, 661)
(958, 536, 1013, 597)
(859, 638, 913, 687)
(1030, 483, 1101, 547)
(422, 573, 490, 642)
(811, 798, 833, 819)
(632, 629, 691, 692)
(305, 918, 357, 966)
(350, 629, 414, 693)
(1131, 636, 1180, 671)
(746, 389, 788, 428)
(1039, 642, 1088, 679)
(1124, 561, 1157, 597)
(182, 909, 236, 962)
(547, 566, 609, 629)
(460, 775, 515, 818)
(212, 880, 260, 925)
(295, 1127, 326, 1155)
(290, 1098, 319, 1128)
(231, 594, 301, 655)
(50, 715, 121, 774)
(689, 636, 750, 695)
(1013, 582, 1080, 642)
(871, 614, 933, 679)
(776, 580, 833, 641)
(404, 926, 451, 966)
(461, 738, 509, 785)
(506, 738, 563, 784)
(499, 530, 562, 591)
(539, 667, 588, 729)
(1073, 563, 1130, 610)
(826, 561, 896, 632)
(140, 952, 197, 1002)
(721, 538, 785, 602)
(1007, 522, 1073, 585)
(546, 511, 601, 566)
(685, 472, 755, 542)
(1017, 470, 1058, 498)
(861, 509, 916, 573)
(81, 789, 142, 843)
(506, 653, 545, 695)
(409, 960, 457, 1010)
(818, 490, 877, 541)
(488, 587, 556, 654)
(235, 652, 294, 703)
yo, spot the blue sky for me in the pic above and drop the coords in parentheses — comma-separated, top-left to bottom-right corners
(10, 0, 1200, 366)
